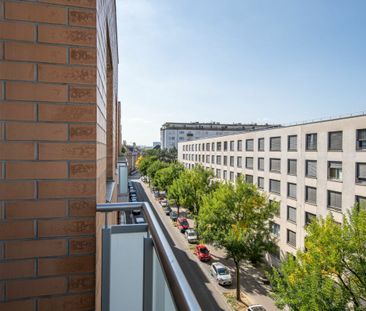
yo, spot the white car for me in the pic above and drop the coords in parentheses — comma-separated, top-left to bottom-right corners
(184, 229, 198, 243)
(210, 262, 232, 286)
(160, 199, 168, 207)
(247, 305, 266, 311)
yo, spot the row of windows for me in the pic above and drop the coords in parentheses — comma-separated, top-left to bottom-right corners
(183, 153, 366, 184)
(182, 128, 366, 152)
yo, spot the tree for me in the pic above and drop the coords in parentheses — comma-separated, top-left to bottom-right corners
(146, 160, 169, 186)
(136, 155, 157, 177)
(153, 163, 184, 191)
(269, 206, 366, 311)
(198, 177, 278, 300)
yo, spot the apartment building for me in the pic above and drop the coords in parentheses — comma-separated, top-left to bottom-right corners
(178, 114, 366, 264)
(160, 121, 280, 149)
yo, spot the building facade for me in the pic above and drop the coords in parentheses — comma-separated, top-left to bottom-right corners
(161, 121, 280, 150)
(178, 115, 366, 264)
(0, 0, 120, 310)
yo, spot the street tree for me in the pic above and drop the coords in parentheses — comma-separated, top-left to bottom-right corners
(146, 160, 169, 186)
(153, 163, 185, 191)
(136, 155, 157, 177)
(198, 177, 278, 300)
(269, 206, 366, 311)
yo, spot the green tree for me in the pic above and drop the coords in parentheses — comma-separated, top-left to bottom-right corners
(153, 163, 185, 191)
(198, 177, 278, 300)
(146, 160, 169, 186)
(137, 155, 157, 177)
(269, 206, 366, 311)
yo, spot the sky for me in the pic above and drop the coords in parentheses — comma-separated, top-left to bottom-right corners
(116, 0, 366, 146)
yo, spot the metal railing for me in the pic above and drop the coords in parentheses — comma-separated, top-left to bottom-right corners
(97, 201, 201, 311)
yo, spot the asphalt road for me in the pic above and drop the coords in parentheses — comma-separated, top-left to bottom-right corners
(130, 177, 228, 311)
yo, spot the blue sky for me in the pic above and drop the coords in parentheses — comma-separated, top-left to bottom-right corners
(116, 0, 366, 145)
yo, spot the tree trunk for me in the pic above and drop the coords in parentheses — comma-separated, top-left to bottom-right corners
(235, 260, 241, 301)
(177, 204, 180, 217)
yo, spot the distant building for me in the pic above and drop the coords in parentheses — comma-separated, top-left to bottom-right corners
(160, 122, 280, 149)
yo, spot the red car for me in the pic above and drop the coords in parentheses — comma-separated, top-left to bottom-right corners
(194, 244, 211, 262)
(176, 217, 189, 233)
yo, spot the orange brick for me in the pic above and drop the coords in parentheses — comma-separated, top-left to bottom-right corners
(69, 85, 96, 103)
(38, 293, 94, 311)
(5, 42, 67, 64)
(6, 200, 66, 219)
(0, 21, 34, 41)
(0, 102, 36, 121)
(69, 9, 95, 27)
(0, 220, 34, 240)
(39, 64, 96, 85)
(0, 300, 35, 311)
(5, 239, 67, 259)
(6, 82, 67, 102)
(39, 104, 96, 122)
(38, 180, 95, 198)
(70, 162, 96, 179)
(40, 0, 96, 8)
(69, 199, 95, 216)
(0, 181, 35, 200)
(0, 260, 34, 279)
(70, 47, 96, 65)
(70, 124, 96, 141)
(6, 161, 68, 179)
(0, 142, 35, 160)
(0, 42, 3, 60)
(0, 61, 35, 81)
(7, 277, 67, 299)
(6, 122, 68, 141)
(0, 123, 3, 141)
(39, 143, 96, 160)
(69, 237, 95, 254)
(5, 2, 66, 24)
(38, 218, 95, 237)
(69, 274, 94, 292)
(0, 162, 3, 178)
(38, 255, 94, 276)
(38, 25, 96, 46)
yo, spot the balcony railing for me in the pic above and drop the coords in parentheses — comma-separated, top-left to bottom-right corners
(97, 202, 201, 311)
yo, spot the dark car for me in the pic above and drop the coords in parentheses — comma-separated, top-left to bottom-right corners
(176, 217, 189, 233)
(170, 211, 178, 221)
(164, 206, 172, 215)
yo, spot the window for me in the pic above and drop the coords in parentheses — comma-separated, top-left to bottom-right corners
(288, 135, 297, 151)
(246, 139, 254, 151)
(237, 140, 242, 151)
(216, 155, 221, 165)
(195, 154, 197, 161)
(269, 179, 281, 194)
(287, 206, 297, 223)
(223, 141, 228, 151)
(237, 172, 242, 179)
(223, 156, 227, 166)
(230, 140, 235, 151)
(258, 138, 265, 151)
(216, 169, 221, 178)
(270, 221, 280, 236)
(305, 186, 317, 204)
(305, 212, 316, 226)
(245, 174, 253, 184)
(198, 144, 201, 151)
(223, 170, 227, 180)
(356, 163, 366, 184)
(198, 155, 201, 162)
(212, 142, 215, 151)
(328, 190, 342, 210)
(328, 131, 343, 151)
(356, 129, 366, 150)
(237, 156, 242, 168)
(287, 229, 296, 247)
(328, 161, 342, 181)
(246, 157, 253, 169)
(211, 155, 215, 164)
(305, 160, 317, 178)
(288, 159, 297, 175)
(287, 183, 297, 199)
(230, 171, 234, 181)
(306, 133, 317, 151)
(202, 143, 205, 151)
(270, 158, 281, 173)
(258, 158, 264, 171)
(270, 137, 281, 151)
(206, 155, 210, 163)
(206, 143, 210, 151)
(257, 177, 264, 189)
(230, 156, 234, 167)
(356, 195, 366, 208)
(217, 142, 221, 151)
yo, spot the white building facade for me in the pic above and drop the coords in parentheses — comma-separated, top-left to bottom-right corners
(161, 122, 279, 149)
(178, 114, 366, 264)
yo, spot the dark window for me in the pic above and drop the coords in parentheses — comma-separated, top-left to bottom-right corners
(269, 179, 281, 194)
(230, 171, 234, 181)
(223, 170, 227, 180)
(306, 133, 317, 151)
(288, 159, 297, 175)
(245, 174, 253, 184)
(230, 141, 235, 151)
(305, 212, 316, 226)
(270, 158, 281, 173)
(328, 131, 343, 151)
(216, 155, 221, 165)
(258, 138, 265, 151)
(328, 161, 342, 181)
(257, 177, 264, 189)
(356, 195, 366, 209)
(305, 186, 317, 204)
(237, 156, 242, 168)
(223, 156, 227, 166)
(356, 163, 366, 184)
(237, 140, 242, 151)
(206, 143, 210, 151)
(258, 157, 264, 171)
(246, 139, 254, 151)
(223, 141, 228, 151)
(287, 183, 297, 199)
(270, 137, 281, 151)
(229, 156, 234, 167)
(287, 206, 296, 223)
(328, 190, 342, 210)
(270, 221, 280, 236)
(356, 129, 366, 150)
(212, 142, 215, 151)
(217, 142, 221, 151)
(246, 157, 253, 169)
(305, 160, 317, 178)
(216, 169, 221, 178)
(287, 229, 296, 247)
(211, 155, 215, 164)
(288, 135, 297, 151)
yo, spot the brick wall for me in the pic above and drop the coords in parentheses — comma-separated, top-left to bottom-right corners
(0, 0, 119, 309)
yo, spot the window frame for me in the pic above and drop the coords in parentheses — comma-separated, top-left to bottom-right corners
(328, 131, 343, 151)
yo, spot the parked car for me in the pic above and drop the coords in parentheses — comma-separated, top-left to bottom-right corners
(210, 262, 232, 286)
(153, 191, 159, 198)
(159, 190, 166, 197)
(170, 211, 178, 222)
(194, 244, 211, 262)
(160, 199, 168, 207)
(164, 206, 172, 215)
(247, 305, 266, 311)
(184, 229, 198, 243)
(176, 217, 189, 233)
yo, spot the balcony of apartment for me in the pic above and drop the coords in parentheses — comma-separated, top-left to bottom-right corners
(97, 200, 201, 311)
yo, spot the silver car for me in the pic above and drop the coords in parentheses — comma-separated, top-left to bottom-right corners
(184, 229, 198, 243)
(210, 262, 232, 286)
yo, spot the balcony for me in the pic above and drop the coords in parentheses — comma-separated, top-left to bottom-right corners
(97, 202, 201, 311)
